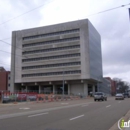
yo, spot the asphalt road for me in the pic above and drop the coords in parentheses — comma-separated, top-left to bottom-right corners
(0, 97, 130, 130)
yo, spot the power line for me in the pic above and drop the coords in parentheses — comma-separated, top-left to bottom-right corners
(84, 3, 130, 17)
(0, 40, 28, 58)
(1, 2, 129, 47)
(0, 3, 129, 72)
(0, 3, 129, 42)
(0, 40, 11, 46)
(0, 40, 23, 50)
(0, 0, 54, 26)
(0, 62, 22, 72)
(0, 47, 28, 59)
(0, 37, 11, 41)
(0, 2, 129, 28)
(0, 39, 56, 59)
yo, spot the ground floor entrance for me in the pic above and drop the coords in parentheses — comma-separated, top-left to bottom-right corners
(14, 80, 98, 96)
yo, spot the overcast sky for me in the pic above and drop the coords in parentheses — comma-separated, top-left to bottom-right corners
(0, 0, 130, 82)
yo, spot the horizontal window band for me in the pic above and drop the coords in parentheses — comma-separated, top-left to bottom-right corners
(22, 70, 81, 77)
(22, 53, 80, 62)
(23, 28, 79, 40)
(23, 37, 80, 48)
(22, 45, 80, 55)
(22, 62, 81, 70)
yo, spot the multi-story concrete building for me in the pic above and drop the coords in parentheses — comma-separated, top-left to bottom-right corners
(10, 19, 103, 96)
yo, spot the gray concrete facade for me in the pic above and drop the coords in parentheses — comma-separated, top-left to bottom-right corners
(10, 19, 103, 96)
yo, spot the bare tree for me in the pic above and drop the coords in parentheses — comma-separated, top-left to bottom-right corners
(113, 78, 130, 93)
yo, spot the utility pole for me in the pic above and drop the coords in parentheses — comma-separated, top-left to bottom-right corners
(62, 71, 64, 98)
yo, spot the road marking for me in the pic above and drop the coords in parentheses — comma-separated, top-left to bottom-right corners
(106, 105, 111, 108)
(0, 102, 93, 120)
(28, 112, 48, 117)
(70, 115, 84, 121)
(82, 105, 88, 107)
(118, 101, 121, 103)
(61, 103, 69, 105)
(19, 108, 30, 110)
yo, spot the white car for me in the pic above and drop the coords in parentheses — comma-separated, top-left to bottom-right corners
(94, 92, 107, 101)
(115, 93, 124, 100)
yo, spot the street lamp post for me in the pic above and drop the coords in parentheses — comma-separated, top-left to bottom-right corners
(62, 71, 64, 98)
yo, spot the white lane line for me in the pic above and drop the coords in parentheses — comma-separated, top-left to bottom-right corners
(70, 115, 84, 121)
(106, 105, 111, 108)
(82, 105, 88, 107)
(19, 108, 30, 110)
(28, 112, 48, 117)
(61, 103, 69, 105)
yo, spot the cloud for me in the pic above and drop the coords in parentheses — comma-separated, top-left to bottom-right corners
(0, 0, 130, 83)
(86, 0, 130, 81)
(0, 0, 44, 70)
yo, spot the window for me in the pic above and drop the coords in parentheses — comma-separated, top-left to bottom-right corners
(23, 37, 80, 48)
(22, 62, 81, 70)
(22, 70, 81, 77)
(22, 45, 80, 55)
(22, 53, 80, 62)
(23, 29, 79, 40)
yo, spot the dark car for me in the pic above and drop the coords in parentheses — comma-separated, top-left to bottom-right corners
(123, 92, 130, 98)
(94, 92, 107, 101)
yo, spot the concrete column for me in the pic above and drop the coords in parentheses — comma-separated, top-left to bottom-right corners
(53, 85, 55, 94)
(84, 83, 88, 96)
(26, 86, 28, 92)
(10, 32, 16, 93)
(39, 85, 41, 94)
(92, 85, 95, 95)
(97, 82, 100, 92)
(68, 84, 70, 95)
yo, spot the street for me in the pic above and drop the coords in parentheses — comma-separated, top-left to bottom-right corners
(0, 97, 130, 130)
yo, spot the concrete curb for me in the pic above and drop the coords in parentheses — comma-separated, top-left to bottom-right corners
(109, 110, 130, 130)
(0, 98, 93, 106)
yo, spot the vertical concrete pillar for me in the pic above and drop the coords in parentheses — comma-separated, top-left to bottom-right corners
(26, 86, 28, 92)
(68, 84, 70, 95)
(53, 85, 55, 94)
(97, 82, 100, 92)
(39, 85, 41, 94)
(10, 32, 16, 93)
(92, 85, 95, 95)
(84, 83, 88, 96)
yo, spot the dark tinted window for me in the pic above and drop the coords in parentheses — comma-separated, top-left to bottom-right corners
(95, 92, 103, 95)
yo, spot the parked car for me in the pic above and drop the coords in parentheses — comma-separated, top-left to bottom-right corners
(115, 93, 124, 100)
(2, 98, 10, 103)
(94, 92, 107, 101)
(123, 92, 130, 98)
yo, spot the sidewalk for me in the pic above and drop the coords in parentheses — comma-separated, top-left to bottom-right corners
(0, 97, 94, 106)
(109, 110, 130, 130)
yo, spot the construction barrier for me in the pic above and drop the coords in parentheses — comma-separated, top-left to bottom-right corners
(1, 92, 83, 104)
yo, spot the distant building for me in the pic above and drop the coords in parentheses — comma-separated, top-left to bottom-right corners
(105, 77, 117, 96)
(0, 67, 10, 91)
(7, 72, 11, 91)
(98, 78, 111, 95)
(11, 19, 103, 96)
